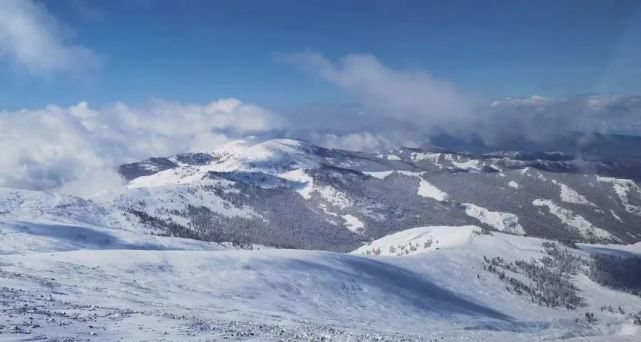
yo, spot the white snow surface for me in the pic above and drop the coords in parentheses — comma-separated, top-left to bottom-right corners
(451, 158, 481, 171)
(462, 203, 526, 235)
(342, 214, 365, 233)
(410, 152, 442, 166)
(353, 225, 480, 256)
(377, 153, 401, 161)
(598, 176, 641, 215)
(279, 168, 315, 199)
(551, 180, 594, 206)
(363, 170, 395, 179)
(1, 220, 640, 340)
(417, 179, 448, 201)
(0, 218, 239, 255)
(362, 171, 449, 202)
(127, 139, 323, 189)
(533, 199, 617, 241)
(2, 139, 641, 340)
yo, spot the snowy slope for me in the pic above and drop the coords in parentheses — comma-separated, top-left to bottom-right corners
(353, 225, 479, 256)
(462, 203, 525, 235)
(1, 223, 640, 340)
(0, 218, 244, 255)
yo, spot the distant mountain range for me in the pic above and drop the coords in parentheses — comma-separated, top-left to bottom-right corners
(2, 138, 640, 251)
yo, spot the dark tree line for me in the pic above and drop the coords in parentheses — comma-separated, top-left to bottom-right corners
(588, 253, 641, 296)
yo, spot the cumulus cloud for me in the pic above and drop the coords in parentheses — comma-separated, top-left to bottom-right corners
(0, 0, 99, 75)
(0, 99, 286, 196)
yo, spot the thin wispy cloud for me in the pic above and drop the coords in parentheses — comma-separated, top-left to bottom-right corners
(280, 51, 472, 129)
(277, 51, 476, 151)
(0, 0, 99, 76)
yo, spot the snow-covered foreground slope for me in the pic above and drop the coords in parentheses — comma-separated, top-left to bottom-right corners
(353, 225, 479, 256)
(1, 223, 640, 341)
(0, 219, 247, 255)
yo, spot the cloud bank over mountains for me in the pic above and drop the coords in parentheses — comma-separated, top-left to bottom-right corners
(0, 99, 285, 196)
(280, 53, 641, 152)
(2, 89, 639, 196)
(483, 93, 641, 144)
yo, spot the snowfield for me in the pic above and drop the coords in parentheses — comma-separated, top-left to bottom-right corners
(462, 203, 525, 235)
(1, 220, 640, 341)
(533, 199, 618, 242)
(551, 180, 594, 206)
(598, 176, 641, 215)
(0, 219, 245, 255)
(353, 225, 479, 256)
(417, 179, 448, 201)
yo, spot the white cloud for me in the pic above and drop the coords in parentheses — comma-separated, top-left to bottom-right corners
(281, 52, 471, 130)
(0, 0, 99, 75)
(484, 94, 641, 143)
(490, 95, 557, 108)
(307, 131, 418, 153)
(278, 52, 478, 152)
(0, 99, 286, 196)
(282, 52, 641, 147)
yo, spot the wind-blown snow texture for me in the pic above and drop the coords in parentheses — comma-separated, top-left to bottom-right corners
(1, 220, 640, 340)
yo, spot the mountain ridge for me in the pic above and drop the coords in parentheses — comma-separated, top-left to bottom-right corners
(2, 138, 640, 250)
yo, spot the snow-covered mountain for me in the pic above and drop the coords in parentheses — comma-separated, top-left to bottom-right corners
(2, 138, 640, 251)
(2, 138, 641, 340)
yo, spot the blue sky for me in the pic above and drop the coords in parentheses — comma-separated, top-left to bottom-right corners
(2, 0, 641, 193)
(1, 0, 640, 110)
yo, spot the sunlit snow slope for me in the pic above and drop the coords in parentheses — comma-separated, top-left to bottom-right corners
(1, 222, 640, 340)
